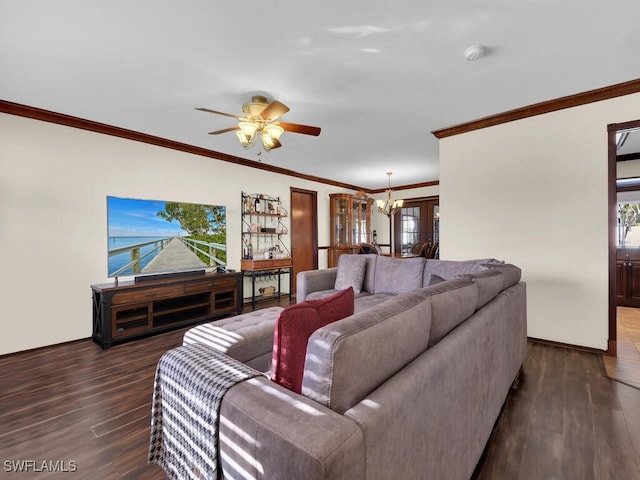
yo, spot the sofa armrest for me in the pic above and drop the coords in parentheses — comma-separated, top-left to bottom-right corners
(220, 376, 365, 480)
(296, 268, 338, 302)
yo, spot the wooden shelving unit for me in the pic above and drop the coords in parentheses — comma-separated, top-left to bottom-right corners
(241, 192, 292, 309)
(91, 271, 242, 348)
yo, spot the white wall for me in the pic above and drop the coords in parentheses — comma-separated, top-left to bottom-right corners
(439, 92, 640, 350)
(0, 113, 364, 354)
(0, 113, 438, 354)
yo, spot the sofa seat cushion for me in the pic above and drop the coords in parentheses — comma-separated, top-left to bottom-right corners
(183, 306, 284, 367)
(353, 293, 395, 313)
(271, 287, 355, 393)
(306, 289, 372, 301)
(302, 291, 432, 414)
(373, 255, 426, 294)
(335, 254, 367, 294)
(411, 277, 479, 347)
(305, 290, 392, 314)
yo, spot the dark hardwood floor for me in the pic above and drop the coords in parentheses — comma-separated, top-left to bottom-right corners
(475, 344, 640, 480)
(603, 307, 640, 389)
(2, 306, 640, 479)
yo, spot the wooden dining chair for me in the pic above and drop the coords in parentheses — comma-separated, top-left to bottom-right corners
(358, 243, 380, 255)
(409, 242, 425, 256)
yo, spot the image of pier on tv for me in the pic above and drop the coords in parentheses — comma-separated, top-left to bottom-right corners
(107, 196, 226, 278)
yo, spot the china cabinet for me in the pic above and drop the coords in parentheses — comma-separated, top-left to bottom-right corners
(328, 191, 373, 267)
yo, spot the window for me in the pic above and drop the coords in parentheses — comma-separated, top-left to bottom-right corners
(401, 206, 420, 255)
(618, 202, 640, 247)
(393, 196, 439, 255)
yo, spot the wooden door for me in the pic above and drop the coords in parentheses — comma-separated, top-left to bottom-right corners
(290, 188, 318, 297)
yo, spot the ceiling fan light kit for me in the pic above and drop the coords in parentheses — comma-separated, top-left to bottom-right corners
(197, 95, 320, 153)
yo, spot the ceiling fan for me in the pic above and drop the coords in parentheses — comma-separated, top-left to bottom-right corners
(196, 95, 321, 152)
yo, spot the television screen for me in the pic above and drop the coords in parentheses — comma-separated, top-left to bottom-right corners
(107, 196, 226, 278)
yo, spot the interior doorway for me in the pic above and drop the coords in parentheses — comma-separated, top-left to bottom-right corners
(608, 119, 640, 357)
(393, 196, 439, 256)
(290, 187, 318, 297)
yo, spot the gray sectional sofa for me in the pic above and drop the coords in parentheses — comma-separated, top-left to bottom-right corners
(168, 255, 527, 480)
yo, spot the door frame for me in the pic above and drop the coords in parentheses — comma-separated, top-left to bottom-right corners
(290, 187, 318, 295)
(608, 118, 640, 356)
(393, 195, 439, 255)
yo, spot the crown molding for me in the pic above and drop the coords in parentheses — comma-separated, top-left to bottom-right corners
(367, 180, 439, 195)
(432, 78, 640, 139)
(0, 100, 371, 192)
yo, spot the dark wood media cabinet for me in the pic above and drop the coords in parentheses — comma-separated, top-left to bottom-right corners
(91, 271, 243, 349)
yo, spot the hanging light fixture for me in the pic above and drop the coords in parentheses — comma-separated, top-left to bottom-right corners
(197, 95, 321, 153)
(233, 96, 287, 152)
(235, 121, 260, 148)
(260, 124, 284, 151)
(377, 172, 404, 217)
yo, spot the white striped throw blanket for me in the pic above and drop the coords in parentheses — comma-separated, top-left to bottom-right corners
(148, 343, 261, 480)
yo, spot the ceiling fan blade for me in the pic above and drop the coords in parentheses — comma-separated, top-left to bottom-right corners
(271, 138, 282, 150)
(279, 122, 321, 136)
(259, 100, 290, 121)
(196, 107, 241, 120)
(208, 126, 240, 135)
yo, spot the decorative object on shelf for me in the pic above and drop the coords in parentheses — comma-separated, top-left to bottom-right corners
(259, 286, 275, 297)
(376, 172, 404, 218)
(196, 96, 321, 152)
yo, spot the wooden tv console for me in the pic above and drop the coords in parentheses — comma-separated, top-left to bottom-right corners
(91, 271, 243, 349)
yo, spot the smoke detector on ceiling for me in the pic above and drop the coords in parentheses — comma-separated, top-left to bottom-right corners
(464, 44, 486, 61)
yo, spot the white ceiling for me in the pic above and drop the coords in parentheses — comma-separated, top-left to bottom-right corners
(1, 0, 639, 190)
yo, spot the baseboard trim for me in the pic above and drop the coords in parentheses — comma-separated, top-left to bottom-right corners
(0, 337, 91, 359)
(527, 336, 608, 355)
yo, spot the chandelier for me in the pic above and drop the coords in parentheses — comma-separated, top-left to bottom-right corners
(376, 172, 404, 217)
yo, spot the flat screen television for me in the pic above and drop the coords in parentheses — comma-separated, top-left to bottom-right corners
(107, 196, 226, 278)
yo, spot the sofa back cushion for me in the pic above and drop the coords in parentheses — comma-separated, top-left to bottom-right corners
(301, 292, 432, 414)
(458, 269, 505, 310)
(481, 263, 522, 290)
(411, 277, 479, 347)
(334, 254, 367, 294)
(373, 255, 426, 294)
(422, 258, 500, 286)
(270, 287, 354, 393)
(361, 254, 378, 294)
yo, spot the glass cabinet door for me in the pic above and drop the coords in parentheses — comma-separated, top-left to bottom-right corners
(351, 198, 365, 244)
(333, 196, 349, 245)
